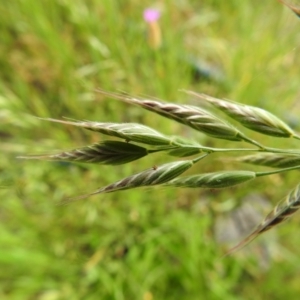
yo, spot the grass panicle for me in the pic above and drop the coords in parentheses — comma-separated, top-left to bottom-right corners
(185, 91, 297, 139)
(238, 153, 300, 168)
(63, 154, 207, 203)
(23, 89, 300, 253)
(226, 184, 300, 255)
(5, 1, 300, 298)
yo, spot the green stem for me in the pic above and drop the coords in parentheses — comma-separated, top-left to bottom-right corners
(238, 132, 300, 155)
(149, 143, 300, 156)
(237, 132, 266, 149)
(149, 144, 258, 154)
(192, 153, 209, 164)
(197, 145, 300, 155)
(293, 135, 300, 141)
(171, 143, 260, 154)
(210, 147, 258, 153)
(261, 147, 300, 156)
(256, 164, 300, 177)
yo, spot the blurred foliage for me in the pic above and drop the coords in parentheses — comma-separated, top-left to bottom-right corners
(1, 0, 300, 299)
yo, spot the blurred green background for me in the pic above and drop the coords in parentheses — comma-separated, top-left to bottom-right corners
(1, 0, 300, 299)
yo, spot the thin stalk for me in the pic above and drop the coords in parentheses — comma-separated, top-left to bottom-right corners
(261, 147, 300, 156)
(236, 132, 300, 155)
(192, 154, 209, 163)
(168, 144, 260, 154)
(208, 147, 258, 153)
(170, 144, 300, 155)
(155, 143, 300, 155)
(256, 165, 300, 177)
(148, 141, 300, 158)
(237, 132, 266, 149)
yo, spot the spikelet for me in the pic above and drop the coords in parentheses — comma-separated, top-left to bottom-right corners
(165, 170, 256, 188)
(17, 141, 149, 165)
(95, 90, 243, 142)
(64, 155, 207, 203)
(226, 184, 300, 255)
(238, 153, 300, 168)
(39, 118, 174, 146)
(185, 91, 297, 138)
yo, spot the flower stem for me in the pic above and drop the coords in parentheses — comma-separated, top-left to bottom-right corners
(256, 164, 300, 177)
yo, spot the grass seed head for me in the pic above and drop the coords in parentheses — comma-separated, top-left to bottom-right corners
(226, 183, 300, 255)
(65, 155, 207, 202)
(96, 90, 243, 142)
(238, 153, 300, 168)
(186, 91, 295, 138)
(18, 141, 149, 165)
(166, 170, 256, 188)
(39, 118, 174, 146)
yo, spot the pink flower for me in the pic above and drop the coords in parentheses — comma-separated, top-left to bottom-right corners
(143, 8, 161, 23)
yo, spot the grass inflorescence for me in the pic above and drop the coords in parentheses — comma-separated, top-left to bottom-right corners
(5, 1, 300, 299)
(21, 87, 300, 254)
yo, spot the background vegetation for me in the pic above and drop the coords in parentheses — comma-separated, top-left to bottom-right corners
(1, 0, 300, 299)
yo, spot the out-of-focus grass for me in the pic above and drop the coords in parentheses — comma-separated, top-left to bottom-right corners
(1, 0, 300, 299)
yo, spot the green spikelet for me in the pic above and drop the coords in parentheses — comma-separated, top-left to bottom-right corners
(226, 184, 300, 255)
(63, 155, 207, 203)
(18, 141, 149, 165)
(96, 90, 244, 142)
(238, 153, 300, 168)
(165, 170, 256, 188)
(186, 91, 296, 138)
(38, 118, 174, 146)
